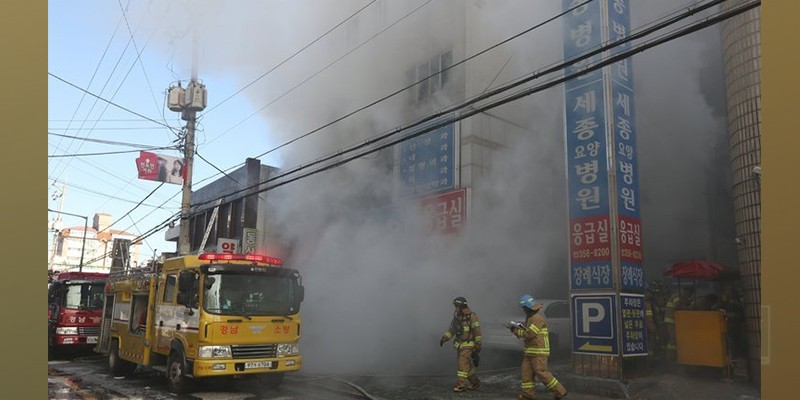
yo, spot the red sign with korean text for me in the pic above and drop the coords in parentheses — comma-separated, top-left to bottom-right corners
(618, 216, 643, 262)
(570, 215, 612, 262)
(135, 151, 185, 185)
(420, 188, 467, 236)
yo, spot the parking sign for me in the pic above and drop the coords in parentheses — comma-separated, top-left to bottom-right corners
(572, 294, 618, 355)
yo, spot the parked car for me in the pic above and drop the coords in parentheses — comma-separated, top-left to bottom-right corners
(481, 299, 571, 354)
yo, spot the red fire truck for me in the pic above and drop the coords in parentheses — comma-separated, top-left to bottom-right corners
(48, 271, 108, 355)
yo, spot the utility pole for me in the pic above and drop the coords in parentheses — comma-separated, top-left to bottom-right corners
(179, 98, 197, 255)
(168, 79, 207, 255)
(48, 208, 88, 272)
(48, 182, 66, 271)
(169, 36, 206, 255)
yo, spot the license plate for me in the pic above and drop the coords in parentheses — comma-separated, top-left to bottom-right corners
(244, 361, 272, 369)
(86, 336, 98, 344)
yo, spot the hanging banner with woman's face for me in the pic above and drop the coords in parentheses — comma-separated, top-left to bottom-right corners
(135, 151, 184, 185)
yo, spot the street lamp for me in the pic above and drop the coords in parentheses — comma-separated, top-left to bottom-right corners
(47, 208, 88, 272)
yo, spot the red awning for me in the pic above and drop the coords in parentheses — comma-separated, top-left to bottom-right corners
(664, 260, 739, 281)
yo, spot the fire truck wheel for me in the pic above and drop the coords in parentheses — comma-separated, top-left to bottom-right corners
(167, 349, 190, 394)
(108, 339, 136, 377)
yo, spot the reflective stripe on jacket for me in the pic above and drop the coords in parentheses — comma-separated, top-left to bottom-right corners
(443, 310, 482, 348)
(514, 305, 550, 357)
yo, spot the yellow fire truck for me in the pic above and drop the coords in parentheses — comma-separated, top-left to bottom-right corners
(96, 253, 304, 393)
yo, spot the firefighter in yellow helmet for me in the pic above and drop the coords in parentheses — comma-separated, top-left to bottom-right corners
(440, 296, 481, 392)
(506, 295, 568, 400)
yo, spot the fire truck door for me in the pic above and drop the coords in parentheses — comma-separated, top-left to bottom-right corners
(154, 274, 177, 355)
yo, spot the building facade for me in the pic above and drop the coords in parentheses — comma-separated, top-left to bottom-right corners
(50, 213, 141, 273)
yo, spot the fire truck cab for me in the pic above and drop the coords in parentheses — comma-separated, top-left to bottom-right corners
(48, 271, 108, 355)
(97, 253, 304, 393)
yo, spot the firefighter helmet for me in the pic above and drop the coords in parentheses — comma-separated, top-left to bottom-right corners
(453, 296, 468, 307)
(519, 294, 536, 309)
(650, 280, 664, 292)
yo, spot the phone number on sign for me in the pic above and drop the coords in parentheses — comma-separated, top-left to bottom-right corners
(572, 247, 611, 260)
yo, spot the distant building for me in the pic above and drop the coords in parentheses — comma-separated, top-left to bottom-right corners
(49, 213, 142, 273)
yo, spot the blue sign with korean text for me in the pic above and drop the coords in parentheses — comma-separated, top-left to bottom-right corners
(399, 116, 455, 196)
(607, 0, 644, 292)
(563, 0, 613, 291)
(621, 293, 648, 356)
(572, 294, 618, 355)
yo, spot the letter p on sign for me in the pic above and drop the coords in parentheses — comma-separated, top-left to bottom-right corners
(582, 302, 605, 333)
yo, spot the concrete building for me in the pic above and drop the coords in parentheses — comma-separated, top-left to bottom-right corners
(165, 158, 288, 259)
(50, 213, 142, 273)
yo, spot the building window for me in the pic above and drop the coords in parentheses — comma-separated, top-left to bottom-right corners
(410, 49, 454, 102)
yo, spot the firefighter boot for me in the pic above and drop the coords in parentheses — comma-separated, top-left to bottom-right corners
(453, 385, 467, 392)
(467, 376, 480, 390)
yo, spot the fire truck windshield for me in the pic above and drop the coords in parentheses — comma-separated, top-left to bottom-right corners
(203, 272, 299, 316)
(64, 282, 105, 310)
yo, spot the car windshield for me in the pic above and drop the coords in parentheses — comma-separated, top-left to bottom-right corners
(203, 272, 299, 316)
(64, 282, 105, 310)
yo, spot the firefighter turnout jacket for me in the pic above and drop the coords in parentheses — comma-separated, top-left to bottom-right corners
(513, 303, 550, 356)
(443, 308, 482, 349)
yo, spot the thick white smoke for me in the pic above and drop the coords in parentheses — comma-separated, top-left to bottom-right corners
(133, 0, 736, 374)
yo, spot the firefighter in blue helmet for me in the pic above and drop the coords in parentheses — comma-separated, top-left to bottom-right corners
(440, 296, 481, 392)
(506, 295, 568, 399)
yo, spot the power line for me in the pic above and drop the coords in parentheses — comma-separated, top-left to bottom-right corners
(193, 0, 596, 185)
(51, 27, 169, 181)
(48, 126, 165, 131)
(246, 0, 596, 161)
(48, 118, 163, 122)
(49, 6, 130, 181)
(93, 0, 755, 259)
(116, 0, 174, 142)
(48, 146, 178, 158)
(203, 0, 378, 116)
(48, 177, 178, 209)
(46, 142, 181, 205)
(48, 72, 178, 130)
(196, 151, 240, 184)
(97, 182, 165, 235)
(202, 0, 434, 147)
(188, 0, 756, 213)
(48, 131, 175, 148)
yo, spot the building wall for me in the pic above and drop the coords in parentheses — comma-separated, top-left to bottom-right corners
(721, 0, 761, 384)
(52, 226, 141, 272)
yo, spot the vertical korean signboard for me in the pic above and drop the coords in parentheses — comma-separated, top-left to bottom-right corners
(563, 0, 612, 291)
(563, 0, 645, 361)
(398, 116, 456, 197)
(607, 0, 644, 292)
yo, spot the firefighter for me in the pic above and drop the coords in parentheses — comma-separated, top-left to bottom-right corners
(440, 296, 481, 392)
(506, 295, 568, 400)
(720, 282, 746, 360)
(663, 285, 694, 362)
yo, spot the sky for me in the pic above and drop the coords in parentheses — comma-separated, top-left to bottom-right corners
(48, 0, 741, 374)
(47, 0, 365, 259)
